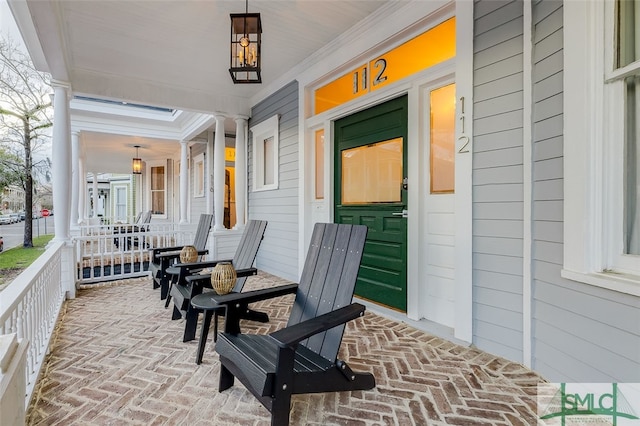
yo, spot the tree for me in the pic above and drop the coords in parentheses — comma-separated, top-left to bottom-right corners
(0, 37, 52, 247)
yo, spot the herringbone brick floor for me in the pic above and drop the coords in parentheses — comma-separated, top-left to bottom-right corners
(26, 272, 546, 425)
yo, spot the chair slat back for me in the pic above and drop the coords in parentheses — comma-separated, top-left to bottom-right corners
(288, 223, 367, 360)
(231, 220, 268, 292)
(193, 214, 214, 251)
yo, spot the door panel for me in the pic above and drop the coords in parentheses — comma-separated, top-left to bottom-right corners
(334, 96, 408, 311)
(422, 83, 456, 326)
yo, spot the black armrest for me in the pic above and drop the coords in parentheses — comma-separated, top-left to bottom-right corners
(185, 267, 259, 285)
(151, 245, 186, 255)
(270, 303, 365, 348)
(158, 248, 205, 260)
(167, 259, 232, 275)
(209, 283, 298, 306)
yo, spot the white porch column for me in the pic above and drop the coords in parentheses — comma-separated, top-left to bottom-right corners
(213, 113, 227, 231)
(92, 174, 98, 218)
(78, 157, 86, 223)
(206, 131, 214, 215)
(50, 81, 76, 298)
(51, 82, 72, 243)
(234, 115, 248, 229)
(180, 140, 189, 224)
(70, 131, 80, 228)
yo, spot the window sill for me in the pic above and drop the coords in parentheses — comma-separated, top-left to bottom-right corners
(561, 269, 640, 297)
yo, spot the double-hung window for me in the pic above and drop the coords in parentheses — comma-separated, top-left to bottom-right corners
(194, 154, 205, 197)
(563, 0, 640, 294)
(251, 115, 279, 192)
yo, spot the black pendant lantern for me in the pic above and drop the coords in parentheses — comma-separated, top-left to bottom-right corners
(132, 145, 142, 174)
(229, 0, 262, 84)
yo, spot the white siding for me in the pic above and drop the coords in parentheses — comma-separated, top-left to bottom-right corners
(248, 81, 299, 281)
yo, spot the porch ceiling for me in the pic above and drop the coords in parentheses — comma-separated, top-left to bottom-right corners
(9, 0, 395, 173)
(10, 0, 392, 114)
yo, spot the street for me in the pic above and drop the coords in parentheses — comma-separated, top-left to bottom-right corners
(0, 217, 55, 251)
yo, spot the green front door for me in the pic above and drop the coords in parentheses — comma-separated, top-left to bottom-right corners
(334, 96, 408, 311)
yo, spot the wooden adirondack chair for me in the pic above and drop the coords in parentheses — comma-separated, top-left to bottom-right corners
(209, 223, 375, 426)
(166, 219, 268, 343)
(149, 214, 213, 300)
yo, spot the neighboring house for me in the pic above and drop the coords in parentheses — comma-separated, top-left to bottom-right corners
(0, 185, 25, 213)
(9, 0, 639, 384)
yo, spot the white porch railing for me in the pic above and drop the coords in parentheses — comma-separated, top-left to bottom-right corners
(0, 241, 66, 406)
(74, 223, 194, 284)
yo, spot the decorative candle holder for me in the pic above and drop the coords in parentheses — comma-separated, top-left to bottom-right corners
(211, 262, 237, 295)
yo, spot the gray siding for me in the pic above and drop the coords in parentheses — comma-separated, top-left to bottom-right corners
(529, 0, 640, 382)
(248, 81, 299, 281)
(472, 0, 525, 361)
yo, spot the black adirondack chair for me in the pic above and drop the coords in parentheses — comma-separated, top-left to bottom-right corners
(167, 219, 268, 343)
(209, 222, 375, 426)
(114, 210, 153, 249)
(149, 213, 213, 300)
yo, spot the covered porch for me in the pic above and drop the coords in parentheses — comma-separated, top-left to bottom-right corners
(26, 272, 544, 425)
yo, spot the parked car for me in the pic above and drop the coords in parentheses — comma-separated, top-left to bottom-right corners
(0, 215, 12, 225)
(10, 213, 20, 223)
(19, 211, 25, 221)
(0, 235, 3, 252)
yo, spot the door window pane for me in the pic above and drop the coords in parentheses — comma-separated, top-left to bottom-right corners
(430, 83, 456, 194)
(341, 138, 402, 204)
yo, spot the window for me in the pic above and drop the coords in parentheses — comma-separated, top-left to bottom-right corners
(194, 154, 205, 197)
(429, 83, 456, 194)
(150, 166, 166, 215)
(114, 186, 127, 221)
(617, 1, 640, 256)
(315, 129, 325, 200)
(251, 115, 279, 191)
(563, 0, 640, 293)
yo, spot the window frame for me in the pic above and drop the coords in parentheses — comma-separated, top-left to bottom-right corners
(251, 114, 279, 192)
(193, 153, 205, 198)
(563, 0, 640, 295)
(113, 185, 128, 222)
(149, 164, 167, 217)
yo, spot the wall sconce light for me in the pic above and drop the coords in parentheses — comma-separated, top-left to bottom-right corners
(132, 145, 142, 174)
(229, 0, 262, 84)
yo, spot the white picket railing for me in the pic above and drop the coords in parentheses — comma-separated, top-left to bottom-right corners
(74, 223, 193, 284)
(0, 241, 66, 405)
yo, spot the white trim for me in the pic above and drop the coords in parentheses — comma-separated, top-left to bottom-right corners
(193, 153, 205, 198)
(148, 163, 167, 219)
(251, 115, 280, 192)
(521, 0, 533, 368)
(453, 0, 473, 345)
(563, 0, 640, 289)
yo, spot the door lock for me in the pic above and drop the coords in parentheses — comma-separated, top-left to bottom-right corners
(402, 177, 408, 190)
(392, 209, 409, 218)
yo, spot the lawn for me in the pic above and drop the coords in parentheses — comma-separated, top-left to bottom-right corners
(0, 235, 55, 289)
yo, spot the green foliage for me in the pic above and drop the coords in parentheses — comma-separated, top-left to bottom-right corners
(0, 147, 23, 192)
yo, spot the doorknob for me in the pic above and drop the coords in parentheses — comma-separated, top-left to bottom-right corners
(392, 209, 408, 218)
